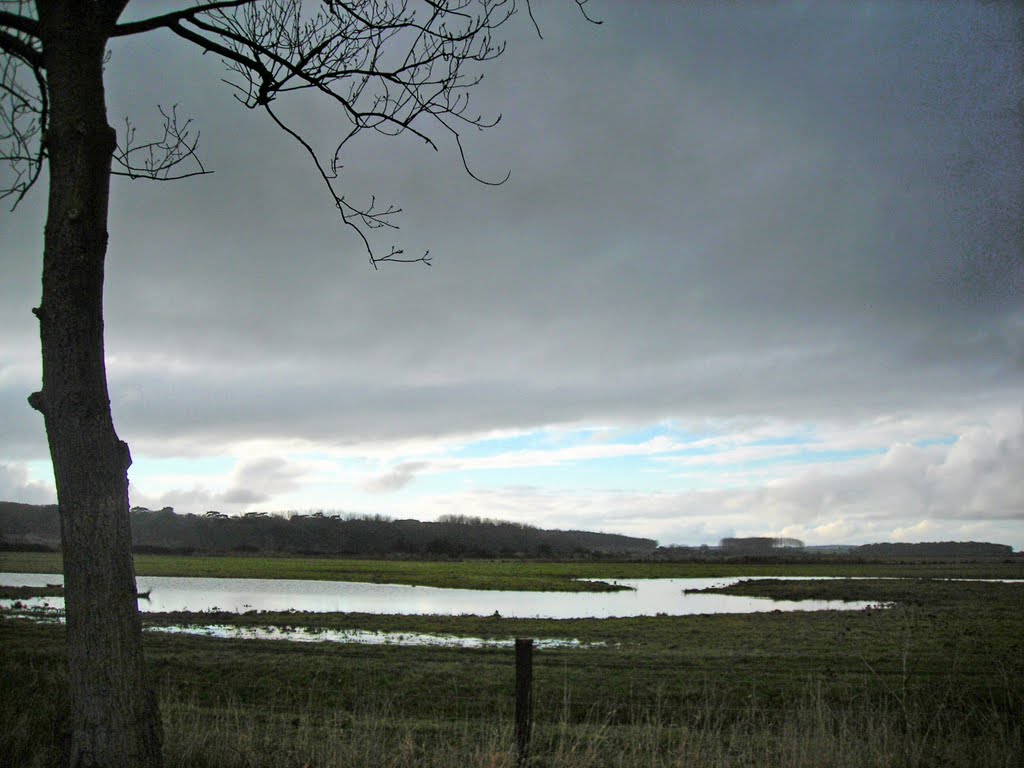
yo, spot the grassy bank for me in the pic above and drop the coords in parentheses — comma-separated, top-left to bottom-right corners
(4, 550, 1023, 591)
(2, 575, 1021, 766)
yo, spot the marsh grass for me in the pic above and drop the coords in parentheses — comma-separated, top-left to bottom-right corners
(156, 676, 1021, 768)
(4, 550, 1023, 591)
(3, 659, 1018, 768)
(2, 571, 1021, 766)
(0, 585, 63, 599)
(0, 659, 70, 768)
(161, 695, 514, 768)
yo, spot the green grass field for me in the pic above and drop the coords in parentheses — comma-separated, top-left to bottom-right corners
(2, 555, 1022, 766)
(4, 550, 1022, 590)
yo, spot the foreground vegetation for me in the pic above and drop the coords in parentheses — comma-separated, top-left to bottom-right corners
(2, 561, 1021, 767)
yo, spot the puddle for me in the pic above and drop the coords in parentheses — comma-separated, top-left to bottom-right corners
(148, 623, 605, 649)
(0, 599, 603, 648)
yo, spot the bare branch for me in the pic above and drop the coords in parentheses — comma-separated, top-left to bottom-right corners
(98, 0, 133, 28)
(0, 9, 46, 208)
(0, 9, 39, 39)
(113, 1, 257, 37)
(524, 0, 543, 39)
(111, 105, 212, 181)
(4, 0, 600, 261)
(161, 0, 533, 264)
(263, 100, 430, 268)
(453, 130, 510, 186)
(373, 248, 432, 267)
(525, 0, 602, 39)
(0, 25, 41, 68)
(168, 19, 272, 83)
(573, 0, 603, 26)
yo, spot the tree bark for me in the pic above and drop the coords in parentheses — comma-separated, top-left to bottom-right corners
(33, 4, 163, 767)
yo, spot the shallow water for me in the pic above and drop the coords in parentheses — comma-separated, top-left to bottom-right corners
(0, 572, 880, 619)
(149, 623, 606, 649)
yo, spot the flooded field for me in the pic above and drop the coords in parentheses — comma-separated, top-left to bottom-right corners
(0, 572, 880, 618)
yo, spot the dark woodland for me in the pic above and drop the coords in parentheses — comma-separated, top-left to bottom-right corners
(1, 501, 1014, 560)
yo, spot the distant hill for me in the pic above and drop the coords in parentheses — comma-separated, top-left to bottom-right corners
(0, 501, 59, 550)
(0, 502, 657, 558)
(3, 501, 1018, 560)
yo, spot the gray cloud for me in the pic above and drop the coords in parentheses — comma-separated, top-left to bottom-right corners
(1, 3, 1021, 542)
(361, 462, 433, 493)
(221, 458, 304, 505)
(0, 464, 54, 506)
(126, 457, 306, 513)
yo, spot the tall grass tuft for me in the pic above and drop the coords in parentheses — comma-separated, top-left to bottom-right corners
(0, 660, 69, 768)
(1, 670, 1020, 767)
(161, 694, 516, 768)
(153, 678, 1021, 768)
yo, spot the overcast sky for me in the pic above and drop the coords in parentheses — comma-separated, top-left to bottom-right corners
(2, 1, 1022, 548)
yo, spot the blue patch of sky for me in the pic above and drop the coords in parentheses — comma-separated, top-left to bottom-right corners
(477, 423, 811, 454)
(744, 433, 815, 448)
(351, 425, 967, 505)
(358, 444, 900, 503)
(451, 462, 672, 494)
(381, 454, 685, 496)
(449, 429, 562, 459)
(361, 423, 914, 500)
(439, 426, 820, 489)
(598, 423, 681, 445)
(129, 455, 237, 483)
(26, 460, 55, 486)
(669, 446, 886, 478)
(804, 447, 887, 464)
(913, 436, 956, 448)
(449, 422, 714, 461)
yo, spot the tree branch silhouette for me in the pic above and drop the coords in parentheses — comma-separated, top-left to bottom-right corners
(112, 0, 596, 266)
(112, 105, 212, 181)
(4, 0, 599, 260)
(2, 2, 600, 765)
(0, 2, 45, 208)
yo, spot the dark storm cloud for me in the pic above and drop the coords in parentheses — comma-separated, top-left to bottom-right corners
(1, 2, 1021, 460)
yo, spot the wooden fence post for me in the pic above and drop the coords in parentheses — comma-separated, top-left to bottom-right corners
(515, 637, 533, 765)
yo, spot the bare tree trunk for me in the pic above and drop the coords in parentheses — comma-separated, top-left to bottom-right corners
(32, 4, 163, 767)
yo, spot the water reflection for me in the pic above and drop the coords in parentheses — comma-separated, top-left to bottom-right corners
(150, 624, 605, 649)
(0, 572, 880, 618)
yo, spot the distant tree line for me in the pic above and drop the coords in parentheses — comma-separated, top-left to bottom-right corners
(1, 501, 1017, 560)
(719, 537, 806, 554)
(0, 502, 59, 549)
(0, 501, 656, 558)
(652, 538, 1016, 561)
(852, 541, 1015, 558)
